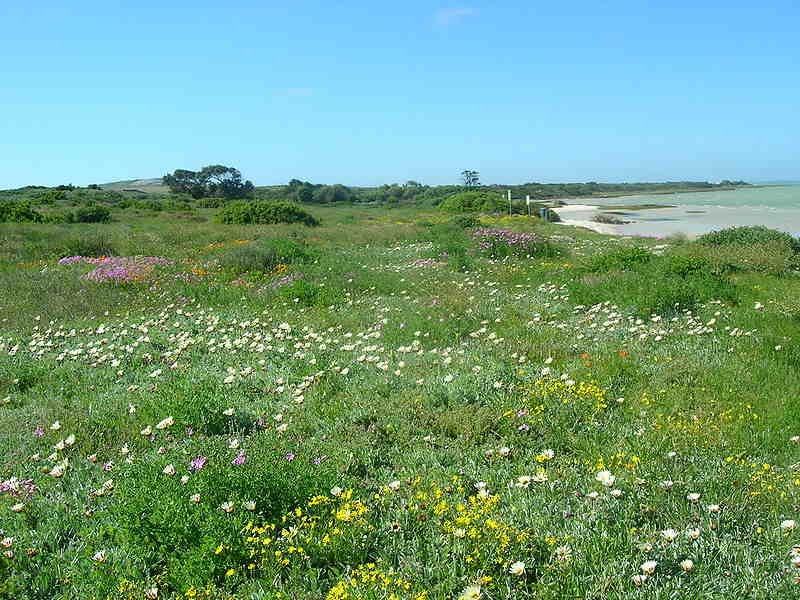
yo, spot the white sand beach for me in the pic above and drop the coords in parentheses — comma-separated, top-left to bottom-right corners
(551, 186, 800, 238)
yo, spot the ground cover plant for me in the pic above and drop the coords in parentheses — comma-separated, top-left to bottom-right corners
(2, 204, 800, 599)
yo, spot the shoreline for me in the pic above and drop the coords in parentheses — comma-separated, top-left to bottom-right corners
(551, 184, 800, 238)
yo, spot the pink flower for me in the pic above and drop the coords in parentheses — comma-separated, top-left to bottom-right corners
(189, 456, 207, 470)
(232, 451, 246, 466)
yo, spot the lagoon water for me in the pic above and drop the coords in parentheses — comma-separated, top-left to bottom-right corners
(557, 185, 800, 238)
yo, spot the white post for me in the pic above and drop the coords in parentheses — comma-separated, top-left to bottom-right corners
(508, 189, 512, 216)
(526, 195, 531, 216)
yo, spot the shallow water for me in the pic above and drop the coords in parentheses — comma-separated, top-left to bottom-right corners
(559, 185, 800, 238)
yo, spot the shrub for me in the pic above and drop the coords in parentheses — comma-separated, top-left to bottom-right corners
(220, 239, 319, 274)
(218, 201, 320, 226)
(0, 201, 44, 223)
(698, 226, 800, 253)
(60, 235, 117, 258)
(36, 189, 66, 205)
(587, 246, 653, 273)
(439, 191, 508, 214)
(472, 228, 562, 259)
(197, 197, 226, 208)
(674, 241, 798, 276)
(449, 215, 481, 228)
(666, 254, 710, 277)
(66, 204, 112, 223)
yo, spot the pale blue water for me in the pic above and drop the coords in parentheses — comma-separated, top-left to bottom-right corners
(561, 185, 800, 238)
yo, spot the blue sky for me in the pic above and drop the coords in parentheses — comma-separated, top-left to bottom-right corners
(1, 1, 798, 188)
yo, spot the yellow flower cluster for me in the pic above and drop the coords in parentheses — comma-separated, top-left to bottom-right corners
(325, 562, 428, 600)
(531, 377, 609, 410)
(242, 490, 372, 570)
(725, 456, 800, 500)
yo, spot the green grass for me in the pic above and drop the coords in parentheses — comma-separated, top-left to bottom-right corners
(2, 206, 800, 599)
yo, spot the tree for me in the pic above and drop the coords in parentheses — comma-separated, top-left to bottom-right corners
(163, 165, 254, 199)
(461, 170, 480, 187)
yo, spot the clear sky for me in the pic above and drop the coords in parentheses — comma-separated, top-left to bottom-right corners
(1, 1, 798, 188)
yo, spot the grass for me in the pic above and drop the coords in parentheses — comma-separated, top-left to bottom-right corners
(1, 205, 800, 599)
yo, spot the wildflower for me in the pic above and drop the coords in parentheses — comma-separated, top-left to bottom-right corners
(515, 475, 532, 488)
(459, 585, 481, 600)
(276, 423, 289, 433)
(596, 470, 615, 487)
(144, 588, 158, 599)
(661, 528, 678, 542)
(610, 489, 623, 498)
(244, 501, 256, 511)
(220, 501, 234, 513)
(792, 555, 800, 569)
(232, 451, 246, 466)
(3, 550, 13, 559)
(331, 486, 343, 497)
(50, 421, 61, 431)
(140, 426, 152, 436)
(554, 545, 572, 562)
(680, 559, 694, 572)
(189, 456, 207, 470)
(163, 464, 176, 476)
(498, 446, 511, 457)
(586, 491, 599, 500)
(389, 521, 402, 533)
(388, 480, 402, 491)
(1, 538, 12, 548)
(228, 439, 240, 449)
(190, 494, 201, 503)
(285, 453, 295, 461)
(9, 502, 25, 513)
(781, 520, 796, 532)
(632, 574, 648, 586)
(92, 550, 107, 563)
(454, 528, 466, 538)
(641, 560, 657, 574)
(707, 504, 721, 513)
(33, 427, 44, 437)
(180, 475, 190, 485)
(155, 416, 174, 430)
(509, 561, 525, 576)
(686, 493, 701, 503)
(222, 408, 235, 416)
(660, 480, 674, 489)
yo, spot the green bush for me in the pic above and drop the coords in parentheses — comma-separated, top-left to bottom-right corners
(0, 201, 44, 223)
(220, 238, 319, 273)
(675, 241, 798, 276)
(66, 204, 112, 223)
(60, 234, 117, 257)
(666, 254, 710, 277)
(586, 246, 653, 273)
(218, 201, 320, 226)
(698, 226, 800, 253)
(198, 197, 226, 208)
(449, 215, 481, 228)
(439, 191, 508, 214)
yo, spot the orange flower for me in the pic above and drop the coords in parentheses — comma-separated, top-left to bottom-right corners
(579, 353, 589, 359)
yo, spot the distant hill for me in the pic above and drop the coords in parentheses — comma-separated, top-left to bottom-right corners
(98, 178, 168, 193)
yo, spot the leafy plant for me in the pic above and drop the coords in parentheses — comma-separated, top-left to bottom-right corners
(698, 225, 800, 253)
(218, 201, 320, 226)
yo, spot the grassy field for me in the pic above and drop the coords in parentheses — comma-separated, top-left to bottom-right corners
(2, 204, 800, 599)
